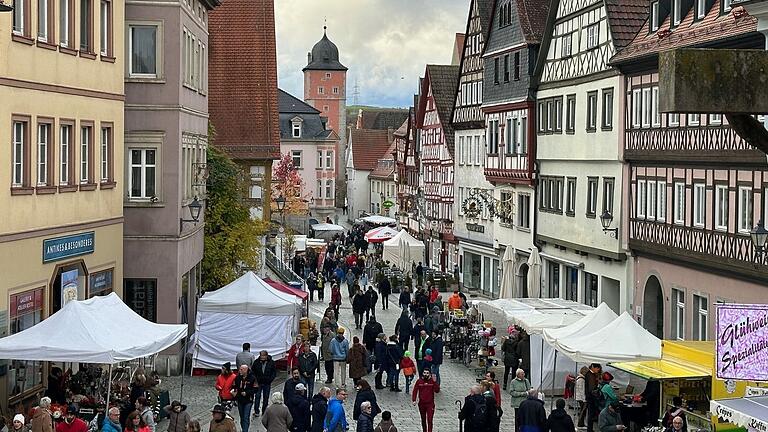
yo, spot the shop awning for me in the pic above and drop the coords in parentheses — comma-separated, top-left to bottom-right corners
(611, 358, 711, 380)
(711, 396, 768, 432)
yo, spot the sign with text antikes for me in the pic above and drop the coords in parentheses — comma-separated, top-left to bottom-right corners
(43, 232, 94, 263)
(716, 303, 768, 381)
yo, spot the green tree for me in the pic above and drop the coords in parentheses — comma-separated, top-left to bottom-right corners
(201, 125, 267, 292)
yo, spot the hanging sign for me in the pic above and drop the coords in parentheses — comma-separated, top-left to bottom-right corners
(716, 303, 768, 381)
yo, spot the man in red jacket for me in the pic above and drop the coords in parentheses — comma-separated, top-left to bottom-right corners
(56, 406, 87, 432)
(411, 369, 440, 432)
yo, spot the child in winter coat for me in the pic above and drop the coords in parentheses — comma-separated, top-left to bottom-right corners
(422, 349, 434, 371)
(400, 351, 416, 393)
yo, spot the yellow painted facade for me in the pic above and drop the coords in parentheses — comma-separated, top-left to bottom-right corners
(0, 0, 124, 409)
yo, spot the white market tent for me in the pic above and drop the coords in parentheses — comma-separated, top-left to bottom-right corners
(711, 396, 768, 432)
(551, 312, 662, 364)
(361, 215, 397, 225)
(192, 272, 302, 369)
(382, 230, 425, 269)
(0, 292, 187, 364)
(542, 302, 619, 347)
(364, 226, 399, 243)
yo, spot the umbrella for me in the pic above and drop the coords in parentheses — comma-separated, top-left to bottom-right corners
(499, 246, 516, 299)
(527, 248, 542, 298)
(364, 226, 399, 243)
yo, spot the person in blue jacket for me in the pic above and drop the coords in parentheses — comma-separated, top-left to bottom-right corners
(323, 389, 349, 432)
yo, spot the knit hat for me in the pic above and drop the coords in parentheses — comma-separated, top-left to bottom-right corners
(222, 362, 231, 371)
(13, 414, 24, 424)
(425, 348, 432, 355)
(404, 351, 411, 357)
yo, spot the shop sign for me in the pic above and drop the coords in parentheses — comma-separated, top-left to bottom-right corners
(467, 223, 485, 233)
(716, 303, 768, 381)
(125, 282, 157, 322)
(89, 269, 113, 296)
(43, 232, 94, 263)
(746, 386, 768, 397)
(10, 289, 43, 318)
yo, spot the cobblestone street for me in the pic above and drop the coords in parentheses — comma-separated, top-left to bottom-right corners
(159, 288, 516, 432)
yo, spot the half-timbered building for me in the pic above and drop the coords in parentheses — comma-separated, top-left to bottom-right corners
(395, 106, 423, 236)
(534, 0, 646, 312)
(480, 0, 549, 298)
(611, 0, 763, 339)
(417, 65, 460, 272)
(453, 0, 499, 296)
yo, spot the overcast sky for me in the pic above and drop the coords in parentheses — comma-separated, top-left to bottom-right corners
(275, 0, 468, 109)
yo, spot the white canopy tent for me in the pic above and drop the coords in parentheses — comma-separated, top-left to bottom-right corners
(364, 226, 399, 243)
(361, 215, 397, 225)
(0, 292, 187, 363)
(382, 230, 425, 269)
(192, 272, 302, 369)
(711, 396, 768, 432)
(542, 302, 619, 347)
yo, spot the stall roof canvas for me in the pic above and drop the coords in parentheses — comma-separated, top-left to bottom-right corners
(198, 271, 301, 315)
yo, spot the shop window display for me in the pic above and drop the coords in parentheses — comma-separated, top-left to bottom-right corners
(8, 288, 44, 399)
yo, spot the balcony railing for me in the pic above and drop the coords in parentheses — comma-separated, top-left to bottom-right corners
(625, 125, 764, 162)
(630, 219, 768, 273)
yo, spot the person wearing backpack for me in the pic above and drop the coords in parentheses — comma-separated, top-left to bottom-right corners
(374, 411, 398, 432)
(509, 369, 532, 432)
(459, 385, 488, 432)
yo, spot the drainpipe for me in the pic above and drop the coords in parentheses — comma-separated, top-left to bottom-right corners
(531, 160, 542, 252)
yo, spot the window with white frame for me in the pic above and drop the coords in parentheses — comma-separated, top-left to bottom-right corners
(715, 184, 728, 231)
(488, 120, 499, 154)
(38, 0, 49, 41)
(688, 114, 701, 126)
(129, 148, 156, 199)
(587, 177, 598, 216)
(554, 98, 563, 132)
(710, 114, 722, 125)
(561, 33, 572, 57)
(292, 121, 301, 138)
(657, 182, 667, 222)
(673, 0, 682, 25)
(326, 150, 333, 169)
(12, 121, 27, 187)
(100, 0, 111, 56)
(693, 183, 705, 227)
(669, 113, 680, 127)
(566, 94, 576, 133)
(651, 1, 660, 31)
(37, 123, 50, 186)
(693, 294, 708, 341)
(80, 126, 92, 183)
(128, 24, 160, 78)
(326, 179, 333, 199)
(100, 126, 110, 182)
(586, 91, 598, 131)
(642, 88, 652, 128)
(476, 135, 482, 165)
(291, 150, 302, 168)
(459, 136, 465, 164)
(520, 117, 527, 154)
(317, 150, 323, 169)
(603, 177, 615, 214)
(647, 180, 657, 220)
(518, 193, 530, 228)
(637, 180, 647, 218)
(632, 89, 642, 128)
(671, 288, 685, 340)
(738, 186, 752, 234)
(60, 0, 71, 46)
(586, 23, 599, 49)
(652, 87, 660, 126)
(505, 118, 514, 154)
(723, 0, 732, 12)
(566, 177, 576, 215)
(13, 0, 26, 35)
(674, 182, 685, 224)
(602, 88, 613, 129)
(60, 124, 71, 185)
(696, 0, 706, 19)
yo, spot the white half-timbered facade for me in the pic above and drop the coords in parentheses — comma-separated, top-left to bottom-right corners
(533, 0, 646, 313)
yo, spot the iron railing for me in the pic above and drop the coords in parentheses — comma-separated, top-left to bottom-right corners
(264, 247, 306, 289)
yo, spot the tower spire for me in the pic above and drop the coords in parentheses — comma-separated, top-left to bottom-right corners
(323, 17, 327, 35)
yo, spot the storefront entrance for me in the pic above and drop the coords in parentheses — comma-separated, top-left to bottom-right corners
(643, 275, 664, 338)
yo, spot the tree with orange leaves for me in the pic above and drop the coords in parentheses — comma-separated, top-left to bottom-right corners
(272, 153, 311, 219)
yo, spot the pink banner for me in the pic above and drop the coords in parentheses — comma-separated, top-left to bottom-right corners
(716, 303, 768, 381)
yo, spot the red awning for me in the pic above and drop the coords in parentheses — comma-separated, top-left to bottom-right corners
(264, 278, 308, 300)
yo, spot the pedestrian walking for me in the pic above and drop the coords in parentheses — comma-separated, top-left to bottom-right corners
(286, 335, 304, 372)
(286, 384, 310, 432)
(298, 342, 318, 398)
(208, 405, 235, 432)
(306, 271, 317, 302)
(459, 385, 488, 432)
(378, 276, 391, 310)
(516, 331, 531, 381)
(135, 397, 156, 432)
(310, 387, 330, 432)
(501, 333, 520, 390)
(400, 351, 416, 393)
(518, 390, 547, 432)
(374, 411, 398, 432)
(161, 402, 190, 432)
(56, 405, 87, 432)
(31, 398, 53, 432)
(394, 311, 413, 353)
(352, 288, 368, 329)
(586, 363, 603, 432)
(330, 284, 341, 320)
(215, 363, 236, 411)
(323, 389, 349, 432)
(363, 317, 383, 354)
(320, 328, 335, 384)
(356, 402, 375, 432)
(411, 369, 440, 432)
(262, 392, 293, 432)
(231, 365, 256, 432)
(413, 330, 432, 375)
(485, 371, 501, 406)
(575, 366, 588, 428)
(253, 351, 277, 418)
(366, 286, 379, 321)
(353, 379, 381, 421)
(236, 343, 256, 369)
(429, 330, 444, 385)
(385, 335, 403, 392)
(373, 333, 388, 389)
(398, 288, 411, 312)
(282, 368, 306, 405)
(483, 382, 502, 432)
(547, 399, 575, 432)
(102, 409, 121, 432)
(416, 263, 424, 287)
(124, 412, 149, 432)
(347, 336, 368, 387)
(510, 368, 532, 432)
(330, 328, 349, 388)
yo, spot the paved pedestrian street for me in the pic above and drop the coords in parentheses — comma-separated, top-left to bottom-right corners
(159, 289, 516, 432)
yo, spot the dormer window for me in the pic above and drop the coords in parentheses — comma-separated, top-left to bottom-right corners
(723, 0, 731, 13)
(650, 1, 660, 31)
(291, 119, 302, 138)
(672, 0, 681, 26)
(696, 0, 706, 19)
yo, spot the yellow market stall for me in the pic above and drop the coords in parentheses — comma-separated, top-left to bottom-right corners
(612, 341, 762, 432)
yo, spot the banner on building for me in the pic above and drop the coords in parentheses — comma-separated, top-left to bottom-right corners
(61, 270, 79, 307)
(716, 303, 768, 381)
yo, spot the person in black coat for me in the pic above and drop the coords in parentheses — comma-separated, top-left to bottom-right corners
(459, 385, 488, 432)
(395, 311, 413, 353)
(282, 368, 306, 405)
(484, 388, 502, 432)
(353, 380, 381, 421)
(502, 334, 520, 390)
(378, 277, 392, 310)
(515, 331, 531, 379)
(373, 336, 388, 389)
(519, 391, 548, 432)
(429, 330, 445, 385)
(363, 317, 383, 353)
(547, 398, 575, 432)
(286, 384, 311, 432)
(252, 351, 277, 417)
(310, 388, 329, 432)
(385, 336, 404, 392)
(398, 288, 411, 311)
(365, 286, 379, 321)
(352, 288, 369, 329)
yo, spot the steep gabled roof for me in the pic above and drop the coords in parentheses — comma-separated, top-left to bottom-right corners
(359, 109, 410, 130)
(477, 0, 494, 41)
(369, 143, 397, 180)
(516, 0, 550, 43)
(278, 89, 320, 114)
(604, 0, 649, 49)
(349, 129, 392, 171)
(420, 64, 460, 156)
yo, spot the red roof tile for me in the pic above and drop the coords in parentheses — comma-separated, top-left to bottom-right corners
(208, 0, 281, 160)
(612, 1, 757, 63)
(516, 0, 551, 43)
(349, 129, 392, 171)
(369, 143, 397, 180)
(604, 0, 649, 49)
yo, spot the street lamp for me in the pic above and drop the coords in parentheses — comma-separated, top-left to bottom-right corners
(750, 220, 768, 254)
(179, 197, 203, 231)
(599, 209, 618, 238)
(275, 194, 287, 214)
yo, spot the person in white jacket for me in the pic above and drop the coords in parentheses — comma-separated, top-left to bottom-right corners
(575, 366, 589, 428)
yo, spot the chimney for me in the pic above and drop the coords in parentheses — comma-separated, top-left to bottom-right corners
(307, 52, 312, 65)
(320, 116, 328, 130)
